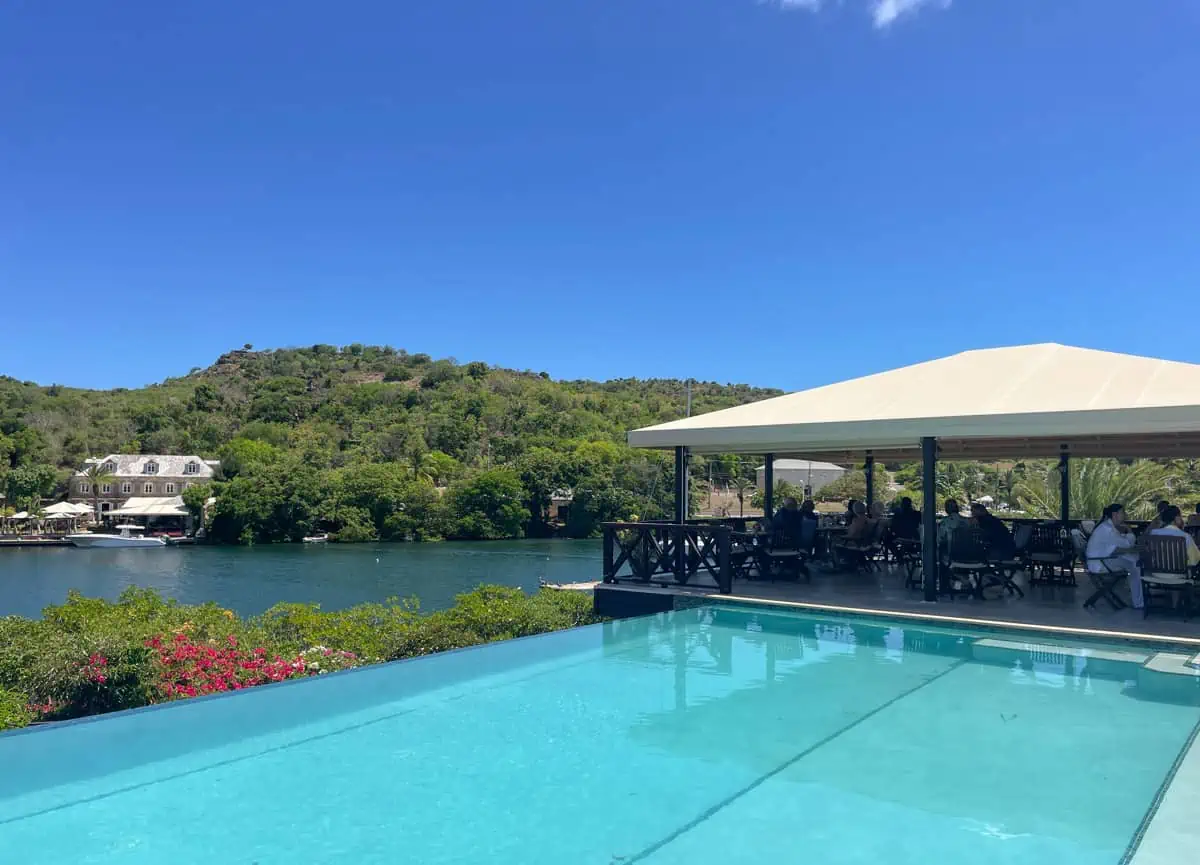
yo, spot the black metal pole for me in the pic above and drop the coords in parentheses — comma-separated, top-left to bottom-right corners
(921, 437, 938, 602)
(865, 452, 875, 508)
(764, 453, 775, 520)
(1059, 447, 1070, 526)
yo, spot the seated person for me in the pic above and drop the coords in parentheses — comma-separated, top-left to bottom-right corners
(869, 501, 886, 520)
(843, 499, 859, 526)
(1146, 499, 1172, 534)
(1086, 502, 1142, 608)
(799, 500, 819, 523)
(970, 502, 1015, 559)
(772, 498, 804, 541)
(1150, 505, 1200, 567)
(843, 500, 870, 543)
(891, 497, 922, 540)
(1186, 503, 1200, 529)
(937, 499, 969, 551)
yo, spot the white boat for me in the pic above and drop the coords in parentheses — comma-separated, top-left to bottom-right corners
(67, 525, 168, 549)
(302, 534, 329, 544)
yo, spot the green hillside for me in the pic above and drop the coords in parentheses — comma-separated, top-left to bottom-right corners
(0, 345, 781, 541)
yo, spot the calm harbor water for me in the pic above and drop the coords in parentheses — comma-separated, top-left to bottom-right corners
(0, 540, 601, 619)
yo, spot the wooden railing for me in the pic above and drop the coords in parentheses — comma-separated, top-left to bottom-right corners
(601, 522, 733, 594)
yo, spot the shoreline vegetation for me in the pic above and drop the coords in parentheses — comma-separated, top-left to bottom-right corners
(0, 585, 603, 732)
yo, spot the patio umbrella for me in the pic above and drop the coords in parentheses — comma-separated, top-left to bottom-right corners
(42, 502, 79, 516)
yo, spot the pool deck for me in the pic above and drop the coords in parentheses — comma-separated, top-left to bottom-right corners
(592, 563, 1200, 645)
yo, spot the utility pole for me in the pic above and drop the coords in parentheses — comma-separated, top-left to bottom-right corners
(685, 379, 692, 417)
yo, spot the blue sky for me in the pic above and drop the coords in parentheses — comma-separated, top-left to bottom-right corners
(2, 1, 1198, 391)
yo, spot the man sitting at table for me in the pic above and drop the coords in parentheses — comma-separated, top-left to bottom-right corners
(891, 497, 921, 540)
(844, 500, 870, 542)
(937, 499, 969, 550)
(773, 498, 804, 539)
(970, 502, 1015, 559)
(1150, 505, 1200, 567)
(1086, 503, 1142, 608)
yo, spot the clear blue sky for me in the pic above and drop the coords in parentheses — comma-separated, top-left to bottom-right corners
(3, 1, 1198, 391)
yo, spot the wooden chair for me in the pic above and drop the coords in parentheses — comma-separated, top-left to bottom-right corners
(834, 519, 885, 573)
(761, 522, 813, 582)
(1027, 523, 1075, 586)
(1139, 534, 1195, 618)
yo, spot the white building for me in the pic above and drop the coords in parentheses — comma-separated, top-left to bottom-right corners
(68, 454, 220, 516)
(755, 459, 846, 495)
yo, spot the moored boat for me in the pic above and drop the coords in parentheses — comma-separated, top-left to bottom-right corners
(67, 525, 168, 549)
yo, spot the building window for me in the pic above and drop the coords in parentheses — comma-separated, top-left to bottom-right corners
(101, 502, 112, 513)
(143, 483, 154, 494)
(144, 461, 159, 475)
(102, 484, 112, 494)
(102, 461, 116, 473)
(165, 483, 176, 494)
(121, 482, 133, 494)
(184, 461, 199, 475)
(79, 482, 91, 494)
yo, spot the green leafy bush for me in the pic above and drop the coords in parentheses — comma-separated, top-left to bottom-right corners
(0, 687, 34, 730)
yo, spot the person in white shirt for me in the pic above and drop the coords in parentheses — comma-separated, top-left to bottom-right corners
(1149, 505, 1200, 567)
(1085, 503, 1142, 608)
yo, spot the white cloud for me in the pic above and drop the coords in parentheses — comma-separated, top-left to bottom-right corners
(871, 0, 952, 28)
(769, 0, 953, 28)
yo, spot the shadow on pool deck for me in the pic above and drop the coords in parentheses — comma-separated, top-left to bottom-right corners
(598, 563, 1200, 644)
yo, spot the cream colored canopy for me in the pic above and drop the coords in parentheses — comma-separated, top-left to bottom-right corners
(628, 344, 1200, 460)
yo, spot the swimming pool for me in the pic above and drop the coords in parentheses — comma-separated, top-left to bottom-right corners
(2, 604, 1198, 864)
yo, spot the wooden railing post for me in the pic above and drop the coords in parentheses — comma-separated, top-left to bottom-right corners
(718, 526, 732, 594)
(602, 524, 615, 583)
(673, 524, 686, 584)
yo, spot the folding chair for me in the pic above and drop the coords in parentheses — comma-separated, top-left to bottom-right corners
(895, 538, 923, 589)
(1027, 523, 1075, 586)
(762, 525, 811, 582)
(1139, 534, 1195, 618)
(1082, 557, 1129, 611)
(947, 527, 991, 598)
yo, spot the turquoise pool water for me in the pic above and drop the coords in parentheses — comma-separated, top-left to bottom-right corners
(2, 605, 1198, 864)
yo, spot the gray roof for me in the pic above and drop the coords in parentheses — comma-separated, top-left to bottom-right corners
(76, 455, 217, 479)
(756, 459, 847, 472)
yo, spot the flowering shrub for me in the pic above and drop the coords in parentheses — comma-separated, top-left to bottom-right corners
(146, 635, 362, 698)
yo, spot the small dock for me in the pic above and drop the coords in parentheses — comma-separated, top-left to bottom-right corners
(0, 537, 71, 548)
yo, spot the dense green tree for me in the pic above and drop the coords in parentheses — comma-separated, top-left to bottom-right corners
(219, 437, 280, 479)
(446, 469, 529, 540)
(4, 463, 58, 510)
(181, 482, 212, 526)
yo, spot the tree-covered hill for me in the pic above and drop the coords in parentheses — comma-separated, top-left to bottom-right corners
(1, 344, 781, 541)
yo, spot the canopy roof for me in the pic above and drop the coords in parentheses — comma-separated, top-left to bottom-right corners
(629, 344, 1200, 460)
(43, 501, 87, 516)
(114, 496, 188, 517)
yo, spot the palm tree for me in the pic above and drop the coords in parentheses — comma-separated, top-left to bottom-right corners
(1016, 458, 1172, 521)
(731, 476, 755, 518)
(82, 462, 116, 523)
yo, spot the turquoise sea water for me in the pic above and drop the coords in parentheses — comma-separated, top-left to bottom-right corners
(1, 605, 1197, 865)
